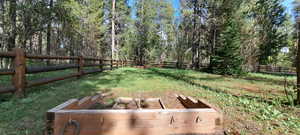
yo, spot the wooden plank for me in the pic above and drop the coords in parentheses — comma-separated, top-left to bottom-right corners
(26, 54, 78, 60)
(26, 64, 110, 74)
(27, 64, 78, 74)
(115, 97, 134, 104)
(177, 95, 210, 108)
(48, 95, 223, 135)
(103, 59, 113, 61)
(47, 93, 111, 126)
(47, 99, 79, 121)
(0, 86, 16, 94)
(49, 93, 113, 111)
(77, 96, 106, 109)
(26, 73, 79, 88)
(0, 69, 14, 75)
(0, 51, 15, 58)
(176, 95, 224, 122)
(197, 99, 223, 114)
(53, 109, 221, 135)
(158, 99, 166, 109)
(83, 64, 104, 67)
(83, 57, 102, 61)
(187, 96, 210, 108)
(101, 64, 111, 67)
(82, 69, 103, 75)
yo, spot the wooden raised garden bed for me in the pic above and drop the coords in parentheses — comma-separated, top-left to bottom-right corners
(46, 93, 224, 135)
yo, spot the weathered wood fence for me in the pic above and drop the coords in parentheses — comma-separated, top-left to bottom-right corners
(146, 62, 297, 75)
(146, 61, 198, 69)
(0, 48, 132, 97)
(256, 65, 296, 75)
(1, 50, 296, 98)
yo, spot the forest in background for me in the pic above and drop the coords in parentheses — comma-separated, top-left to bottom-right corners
(0, 0, 296, 74)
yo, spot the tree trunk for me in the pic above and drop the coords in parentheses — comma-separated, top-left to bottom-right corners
(29, 36, 33, 53)
(192, 0, 199, 69)
(8, 0, 17, 51)
(0, 0, 5, 68)
(23, 0, 32, 50)
(0, 0, 5, 50)
(297, 22, 300, 105)
(111, 0, 116, 60)
(46, 0, 53, 65)
(38, 31, 43, 54)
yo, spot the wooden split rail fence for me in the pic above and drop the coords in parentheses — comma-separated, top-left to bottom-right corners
(148, 62, 297, 75)
(256, 65, 296, 75)
(0, 48, 132, 97)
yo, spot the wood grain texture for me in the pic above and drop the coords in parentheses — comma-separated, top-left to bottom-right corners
(48, 95, 223, 135)
(12, 48, 26, 97)
(53, 109, 221, 135)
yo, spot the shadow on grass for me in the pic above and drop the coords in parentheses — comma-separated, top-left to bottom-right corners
(0, 70, 122, 135)
(239, 76, 294, 86)
(0, 71, 110, 101)
(145, 68, 287, 106)
(0, 67, 297, 135)
(158, 67, 295, 85)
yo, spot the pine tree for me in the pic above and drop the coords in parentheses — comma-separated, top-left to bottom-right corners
(151, 0, 175, 62)
(210, 19, 244, 75)
(135, 0, 158, 65)
(254, 0, 288, 65)
(63, 0, 106, 57)
(115, 0, 131, 60)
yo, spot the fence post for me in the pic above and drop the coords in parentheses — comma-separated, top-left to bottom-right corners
(99, 59, 103, 71)
(78, 56, 84, 78)
(12, 48, 26, 97)
(111, 60, 113, 70)
(116, 60, 119, 68)
(279, 67, 282, 73)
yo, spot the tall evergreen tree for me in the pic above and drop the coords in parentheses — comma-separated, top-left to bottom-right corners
(134, 0, 158, 65)
(63, 0, 106, 57)
(114, 0, 131, 60)
(210, 19, 244, 75)
(151, 0, 175, 62)
(7, 0, 16, 51)
(253, 0, 288, 65)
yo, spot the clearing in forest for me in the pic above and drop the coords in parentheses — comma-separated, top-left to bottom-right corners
(0, 67, 299, 135)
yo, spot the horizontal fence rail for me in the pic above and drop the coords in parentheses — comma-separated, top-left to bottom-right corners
(1, 48, 295, 98)
(146, 62, 297, 75)
(0, 48, 133, 97)
(145, 61, 207, 69)
(256, 65, 296, 75)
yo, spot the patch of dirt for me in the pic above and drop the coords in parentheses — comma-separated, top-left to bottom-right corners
(222, 108, 263, 135)
(233, 84, 262, 93)
(232, 83, 284, 96)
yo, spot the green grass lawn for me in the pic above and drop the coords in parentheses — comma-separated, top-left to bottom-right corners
(0, 67, 299, 135)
